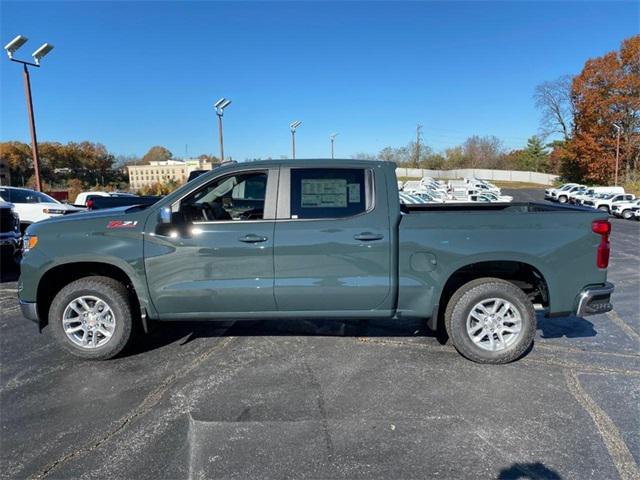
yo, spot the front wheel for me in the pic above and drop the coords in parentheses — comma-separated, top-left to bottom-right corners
(444, 278, 536, 364)
(598, 205, 610, 213)
(622, 209, 633, 219)
(558, 196, 568, 204)
(49, 276, 133, 360)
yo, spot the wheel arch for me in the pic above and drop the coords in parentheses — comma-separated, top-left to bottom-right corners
(36, 261, 144, 329)
(428, 260, 549, 332)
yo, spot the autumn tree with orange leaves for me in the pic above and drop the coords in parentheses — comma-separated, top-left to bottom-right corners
(570, 35, 639, 184)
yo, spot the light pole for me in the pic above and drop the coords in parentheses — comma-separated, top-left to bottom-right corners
(330, 132, 338, 159)
(613, 123, 621, 186)
(290, 121, 302, 159)
(214, 97, 231, 162)
(4, 35, 54, 192)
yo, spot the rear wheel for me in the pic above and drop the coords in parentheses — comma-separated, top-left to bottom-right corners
(445, 278, 536, 364)
(50, 276, 133, 360)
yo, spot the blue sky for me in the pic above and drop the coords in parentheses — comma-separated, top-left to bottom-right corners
(1, 1, 638, 160)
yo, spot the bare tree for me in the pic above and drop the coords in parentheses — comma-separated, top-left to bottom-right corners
(533, 75, 574, 141)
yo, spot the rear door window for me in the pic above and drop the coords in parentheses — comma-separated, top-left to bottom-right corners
(289, 168, 371, 219)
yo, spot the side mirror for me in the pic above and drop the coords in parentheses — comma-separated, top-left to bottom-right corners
(159, 207, 171, 224)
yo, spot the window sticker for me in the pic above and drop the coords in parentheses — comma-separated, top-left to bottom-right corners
(301, 179, 347, 208)
(347, 183, 361, 203)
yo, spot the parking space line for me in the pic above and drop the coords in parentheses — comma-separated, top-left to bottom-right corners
(607, 310, 640, 343)
(564, 370, 640, 480)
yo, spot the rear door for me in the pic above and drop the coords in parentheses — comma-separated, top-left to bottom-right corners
(272, 166, 392, 313)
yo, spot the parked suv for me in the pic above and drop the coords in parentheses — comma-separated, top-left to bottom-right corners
(0, 187, 84, 234)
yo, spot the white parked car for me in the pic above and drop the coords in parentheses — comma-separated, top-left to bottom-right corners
(611, 199, 640, 219)
(554, 184, 586, 204)
(545, 183, 579, 200)
(398, 192, 429, 205)
(470, 192, 513, 202)
(0, 186, 84, 233)
(571, 186, 625, 205)
(583, 193, 636, 213)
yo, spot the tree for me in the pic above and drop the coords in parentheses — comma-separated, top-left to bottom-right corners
(197, 153, 220, 164)
(533, 75, 574, 141)
(462, 135, 504, 169)
(518, 136, 549, 172)
(142, 146, 172, 164)
(570, 35, 640, 183)
(0, 141, 32, 183)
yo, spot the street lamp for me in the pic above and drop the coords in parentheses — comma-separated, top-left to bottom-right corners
(290, 120, 302, 159)
(613, 123, 621, 186)
(214, 97, 231, 161)
(3, 35, 54, 192)
(330, 132, 338, 159)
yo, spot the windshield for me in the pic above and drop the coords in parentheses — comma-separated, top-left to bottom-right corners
(0, 188, 60, 204)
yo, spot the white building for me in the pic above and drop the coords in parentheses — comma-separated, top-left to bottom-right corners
(127, 158, 216, 189)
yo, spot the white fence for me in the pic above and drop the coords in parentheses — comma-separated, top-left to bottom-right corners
(395, 168, 559, 186)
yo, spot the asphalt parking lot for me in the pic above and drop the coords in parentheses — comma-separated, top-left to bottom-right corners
(1, 189, 639, 480)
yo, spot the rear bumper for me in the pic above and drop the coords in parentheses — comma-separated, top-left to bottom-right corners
(19, 300, 39, 324)
(576, 282, 614, 317)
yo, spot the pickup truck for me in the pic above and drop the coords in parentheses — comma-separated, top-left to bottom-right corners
(17, 159, 614, 364)
(85, 194, 161, 210)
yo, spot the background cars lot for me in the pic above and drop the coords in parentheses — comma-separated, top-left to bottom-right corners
(1, 188, 638, 479)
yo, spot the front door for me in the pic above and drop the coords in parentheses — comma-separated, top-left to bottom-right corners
(144, 168, 278, 317)
(273, 166, 392, 313)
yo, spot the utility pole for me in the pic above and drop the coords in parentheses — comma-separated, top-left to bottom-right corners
(330, 132, 338, 159)
(613, 123, 621, 186)
(414, 124, 423, 168)
(4, 36, 54, 192)
(290, 121, 302, 159)
(214, 98, 231, 162)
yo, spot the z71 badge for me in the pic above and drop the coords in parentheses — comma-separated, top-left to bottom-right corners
(107, 220, 138, 229)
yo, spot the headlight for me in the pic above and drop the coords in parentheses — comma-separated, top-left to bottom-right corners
(22, 235, 38, 252)
(43, 208, 66, 214)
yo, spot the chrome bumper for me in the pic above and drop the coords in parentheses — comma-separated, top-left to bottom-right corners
(576, 282, 614, 317)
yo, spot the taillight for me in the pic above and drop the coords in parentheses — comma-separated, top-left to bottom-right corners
(592, 219, 611, 268)
(86, 199, 94, 210)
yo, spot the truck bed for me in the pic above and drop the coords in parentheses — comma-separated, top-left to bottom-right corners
(401, 201, 586, 214)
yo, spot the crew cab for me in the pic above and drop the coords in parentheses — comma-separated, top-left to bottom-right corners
(18, 160, 614, 364)
(611, 199, 640, 219)
(584, 193, 636, 213)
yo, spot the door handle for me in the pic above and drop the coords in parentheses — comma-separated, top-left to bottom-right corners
(354, 232, 384, 241)
(238, 234, 268, 243)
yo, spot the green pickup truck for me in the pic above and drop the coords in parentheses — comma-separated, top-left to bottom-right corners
(18, 160, 614, 363)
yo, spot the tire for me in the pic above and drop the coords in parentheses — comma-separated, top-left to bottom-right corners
(49, 276, 133, 360)
(558, 196, 568, 204)
(444, 278, 536, 364)
(622, 209, 633, 219)
(598, 205, 609, 213)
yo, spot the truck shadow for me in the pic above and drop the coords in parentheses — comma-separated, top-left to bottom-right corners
(497, 461, 562, 479)
(126, 314, 598, 357)
(126, 317, 436, 356)
(537, 314, 597, 339)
